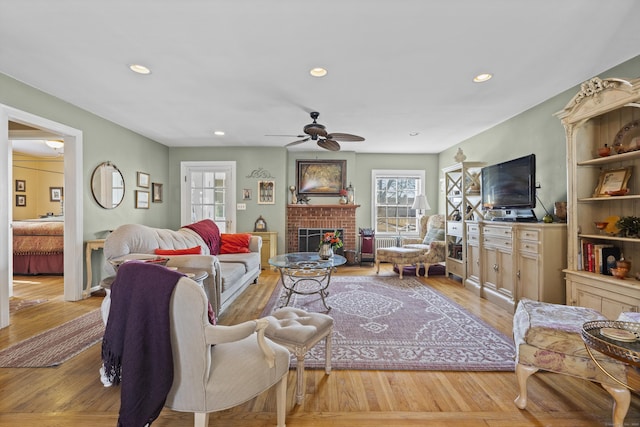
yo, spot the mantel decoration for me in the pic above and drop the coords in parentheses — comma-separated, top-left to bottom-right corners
(339, 188, 348, 204)
(297, 159, 346, 196)
(318, 230, 343, 260)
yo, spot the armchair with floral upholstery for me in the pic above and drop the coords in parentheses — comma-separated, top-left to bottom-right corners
(401, 214, 446, 266)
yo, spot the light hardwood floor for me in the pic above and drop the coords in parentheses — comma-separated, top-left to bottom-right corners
(2, 266, 639, 426)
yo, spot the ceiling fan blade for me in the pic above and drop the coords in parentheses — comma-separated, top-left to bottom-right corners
(326, 132, 365, 142)
(285, 137, 310, 147)
(317, 139, 341, 151)
(265, 134, 306, 138)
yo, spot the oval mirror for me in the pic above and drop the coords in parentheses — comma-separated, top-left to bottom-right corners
(91, 161, 125, 209)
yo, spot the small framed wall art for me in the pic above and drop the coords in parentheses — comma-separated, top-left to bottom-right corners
(593, 167, 632, 197)
(152, 182, 163, 203)
(243, 188, 252, 200)
(16, 194, 26, 207)
(15, 180, 25, 192)
(135, 190, 150, 209)
(258, 180, 275, 204)
(137, 171, 150, 188)
(50, 187, 63, 202)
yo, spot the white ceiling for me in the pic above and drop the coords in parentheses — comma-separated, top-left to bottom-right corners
(1, 0, 640, 154)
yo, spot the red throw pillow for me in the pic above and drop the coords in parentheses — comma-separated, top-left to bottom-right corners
(154, 246, 202, 255)
(219, 233, 252, 254)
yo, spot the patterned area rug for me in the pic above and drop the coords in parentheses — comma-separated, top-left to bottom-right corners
(261, 276, 515, 371)
(0, 309, 104, 367)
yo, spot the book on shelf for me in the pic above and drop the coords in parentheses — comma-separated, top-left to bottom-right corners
(579, 239, 620, 275)
(601, 246, 621, 275)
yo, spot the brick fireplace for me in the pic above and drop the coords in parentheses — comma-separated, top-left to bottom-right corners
(286, 204, 359, 252)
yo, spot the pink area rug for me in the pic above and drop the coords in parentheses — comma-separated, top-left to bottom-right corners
(0, 309, 104, 367)
(261, 276, 515, 371)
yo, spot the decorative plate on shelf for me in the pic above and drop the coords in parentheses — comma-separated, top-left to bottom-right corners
(612, 119, 640, 153)
(604, 215, 620, 235)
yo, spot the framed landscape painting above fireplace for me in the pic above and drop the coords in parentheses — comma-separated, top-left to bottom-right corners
(297, 159, 346, 196)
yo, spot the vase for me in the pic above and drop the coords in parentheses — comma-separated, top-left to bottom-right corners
(318, 243, 333, 260)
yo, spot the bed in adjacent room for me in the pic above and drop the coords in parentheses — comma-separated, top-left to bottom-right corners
(12, 217, 64, 275)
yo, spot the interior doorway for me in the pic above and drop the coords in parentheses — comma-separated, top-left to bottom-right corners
(1, 104, 84, 329)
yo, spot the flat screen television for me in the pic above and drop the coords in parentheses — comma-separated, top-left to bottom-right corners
(481, 154, 536, 211)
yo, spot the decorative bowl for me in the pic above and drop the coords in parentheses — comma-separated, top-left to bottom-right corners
(594, 221, 609, 232)
(611, 267, 629, 279)
(605, 189, 629, 197)
(598, 146, 611, 157)
(617, 260, 631, 270)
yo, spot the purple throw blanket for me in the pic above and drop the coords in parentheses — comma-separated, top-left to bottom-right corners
(102, 261, 183, 427)
(182, 219, 221, 255)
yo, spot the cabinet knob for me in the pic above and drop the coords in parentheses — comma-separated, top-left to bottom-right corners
(516, 270, 521, 279)
(493, 264, 499, 271)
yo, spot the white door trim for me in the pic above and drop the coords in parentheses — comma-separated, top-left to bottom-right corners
(0, 104, 83, 328)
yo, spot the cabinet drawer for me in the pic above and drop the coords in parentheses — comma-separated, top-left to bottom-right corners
(519, 228, 540, 242)
(467, 223, 480, 235)
(483, 235, 512, 250)
(467, 233, 480, 244)
(447, 222, 463, 236)
(482, 226, 512, 239)
(518, 240, 539, 254)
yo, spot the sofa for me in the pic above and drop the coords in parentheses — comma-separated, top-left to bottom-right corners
(103, 219, 262, 317)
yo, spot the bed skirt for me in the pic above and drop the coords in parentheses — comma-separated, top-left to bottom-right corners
(13, 253, 64, 275)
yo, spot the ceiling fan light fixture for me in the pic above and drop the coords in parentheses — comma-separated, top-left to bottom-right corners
(129, 64, 152, 75)
(473, 73, 493, 83)
(309, 67, 328, 77)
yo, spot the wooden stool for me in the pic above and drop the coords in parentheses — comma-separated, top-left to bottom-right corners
(264, 307, 333, 404)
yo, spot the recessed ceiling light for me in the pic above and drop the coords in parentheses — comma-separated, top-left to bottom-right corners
(310, 67, 328, 77)
(214, 131, 225, 136)
(473, 73, 493, 83)
(409, 132, 420, 137)
(129, 64, 151, 75)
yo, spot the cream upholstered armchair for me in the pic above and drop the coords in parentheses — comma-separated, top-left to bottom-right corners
(401, 214, 446, 264)
(165, 277, 290, 427)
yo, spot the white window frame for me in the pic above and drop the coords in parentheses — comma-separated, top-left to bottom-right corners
(371, 169, 425, 237)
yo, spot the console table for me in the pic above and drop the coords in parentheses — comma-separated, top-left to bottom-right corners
(85, 239, 106, 296)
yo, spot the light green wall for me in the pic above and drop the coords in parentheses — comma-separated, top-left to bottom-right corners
(0, 73, 172, 239)
(438, 54, 640, 220)
(167, 147, 288, 251)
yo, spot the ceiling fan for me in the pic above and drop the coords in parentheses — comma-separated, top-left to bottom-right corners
(272, 112, 365, 151)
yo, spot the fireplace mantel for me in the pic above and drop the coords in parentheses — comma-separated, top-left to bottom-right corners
(286, 204, 360, 252)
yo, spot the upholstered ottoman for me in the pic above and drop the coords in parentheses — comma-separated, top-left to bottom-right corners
(264, 307, 333, 404)
(513, 298, 631, 427)
(375, 247, 423, 279)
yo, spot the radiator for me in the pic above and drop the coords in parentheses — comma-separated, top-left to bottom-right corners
(375, 237, 398, 249)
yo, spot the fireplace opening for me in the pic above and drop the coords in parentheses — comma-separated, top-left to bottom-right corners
(298, 228, 345, 256)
